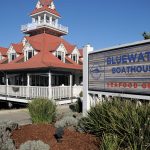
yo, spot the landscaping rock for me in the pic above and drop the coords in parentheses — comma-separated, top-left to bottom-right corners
(19, 140, 50, 150)
(54, 116, 78, 129)
(1, 138, 16, 150)
(0, 121, 18, 150)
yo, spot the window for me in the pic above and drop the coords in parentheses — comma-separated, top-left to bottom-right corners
(12, 54, 16, 60)
(9, 53, 16, 62)
(28, 51, 33, 59)
(71, 54, 78, 63)
(25, 50, 34, 61)
(56, 51, 65, 62)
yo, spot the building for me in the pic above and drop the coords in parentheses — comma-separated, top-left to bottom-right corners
(0, 0, 83, 104)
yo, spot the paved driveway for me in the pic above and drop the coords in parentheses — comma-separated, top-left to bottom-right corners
(0, 109, 32, 125)
(0, 104, 71, 125)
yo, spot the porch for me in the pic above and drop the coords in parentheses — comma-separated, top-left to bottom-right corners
(0, 70, 83, 104)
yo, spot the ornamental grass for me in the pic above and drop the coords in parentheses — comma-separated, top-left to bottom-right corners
(28, 98, 56, 124)
(79, 98, 150, 150)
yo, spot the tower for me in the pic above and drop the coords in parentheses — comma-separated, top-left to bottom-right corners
(21, 0, 68, 37)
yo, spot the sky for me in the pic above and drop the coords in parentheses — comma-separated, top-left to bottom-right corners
(0, 0, 150, 50)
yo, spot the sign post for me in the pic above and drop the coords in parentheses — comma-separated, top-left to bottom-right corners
(83, 44, 93, 116)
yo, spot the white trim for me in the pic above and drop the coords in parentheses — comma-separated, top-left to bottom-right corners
(23, 42, 37, 61)
(7, 45, 18, 62)
(36, 1, 42, 9)
(55, 43, 67, 63)
(30, 10, 61, 19)
(22, 37, 27, 46)
(92, 39, 150, 54)
(70, 47, 80, 63)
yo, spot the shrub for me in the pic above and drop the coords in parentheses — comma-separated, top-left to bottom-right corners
(69, 98, 82, 113)
(75, 98, 82, 113)
(100, 133, 121, 150)
(54, 116, 78, 129)
(79, 99, 150, 149)
(28, 98, 56, 124)
(79, 91, 83, 97)
(19, 140, 50, 150)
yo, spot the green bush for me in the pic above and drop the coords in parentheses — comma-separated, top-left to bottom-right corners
(79, 99, 150, 149)
(100, 133, 121, 150)
(28, 98, 56, 124)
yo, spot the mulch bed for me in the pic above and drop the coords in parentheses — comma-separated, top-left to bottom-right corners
(12, 124, 99, 150)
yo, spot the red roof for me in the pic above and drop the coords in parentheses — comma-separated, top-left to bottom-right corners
(0, 33, 82, 71)
(0, 47, 8, 56)
(31, 6, 60, 17)
(40, 0, 53, 6)
(0, 57, 8, 64)
(25, 33, 76, 54)
(12, 43, 23, 54)
(0, 51, 82, 71)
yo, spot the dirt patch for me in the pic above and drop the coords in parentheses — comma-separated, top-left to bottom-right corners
(12, 124, 99, 150)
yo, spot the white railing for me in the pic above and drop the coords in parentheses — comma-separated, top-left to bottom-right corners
(21, 21, 68, 34)
(52, 86, 71, 99)
(29, 86, 49, 99)
(7, 85, 28, 97)
(73, 85, 83, 97)
(0, 85, 6, 95)
(0, 85, 83, 100)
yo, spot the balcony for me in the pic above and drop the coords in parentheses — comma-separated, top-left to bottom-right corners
(21, 20, 68, 35)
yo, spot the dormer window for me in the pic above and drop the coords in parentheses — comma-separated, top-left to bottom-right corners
(71, 54, 78, 63)
(25, 50, 34, 61)
(28, 50, 33, 59)
(10, 53, 16, 61)
(56, 51, 65, 62)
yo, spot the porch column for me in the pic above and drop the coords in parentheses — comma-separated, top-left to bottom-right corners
(32, 18, 36, 23)
(27, 74, 30, 98)
(6, 74, 8, 97)
(48, 71, 52, 100)
(44, 14, 46, 23)
(70, 74, 73, 99)
(38, 16, 41, 24)
(55, 19, 58, 26)
(49, 16, 52, 23)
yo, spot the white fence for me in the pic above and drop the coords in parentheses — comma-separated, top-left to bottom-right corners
(29, 86, 49, 99)
(0, 85, 83, 100)
(52, 86, 71, 99)
(21, 21, 68, 34)
(73, 85, 83, 97)
(8, 86, 27, 98)
(0, 85, 6, 95)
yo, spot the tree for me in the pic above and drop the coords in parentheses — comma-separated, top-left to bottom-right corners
(142, 32, 150, 40)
